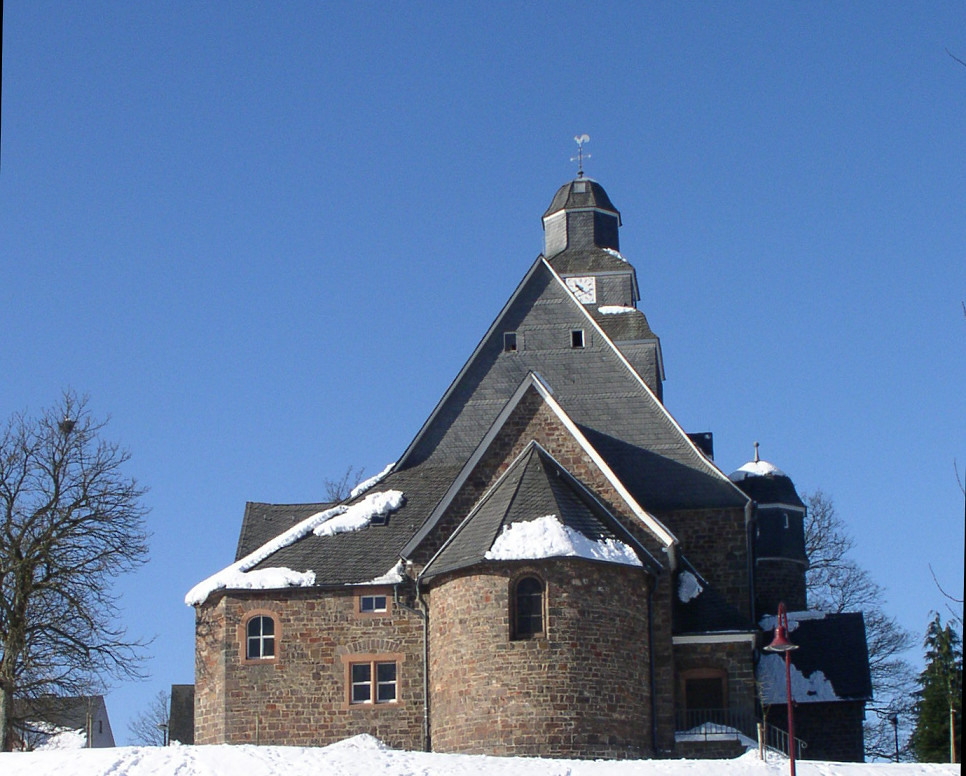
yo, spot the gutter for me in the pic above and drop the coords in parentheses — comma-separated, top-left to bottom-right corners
(745, 499, 757, 625)
(393, 572, 430, 752)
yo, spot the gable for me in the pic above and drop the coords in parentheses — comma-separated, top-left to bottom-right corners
(421, 441, 659, 580)
(397, 258, 745, 511)
(405, 374, 675, 568)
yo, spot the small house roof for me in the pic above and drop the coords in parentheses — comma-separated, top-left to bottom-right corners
(421, 442, 656, 580)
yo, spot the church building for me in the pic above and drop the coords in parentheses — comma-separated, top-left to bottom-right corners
(187, 171, 872, 761)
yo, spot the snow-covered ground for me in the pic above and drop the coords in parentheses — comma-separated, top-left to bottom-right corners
(0, 735, 958, 776)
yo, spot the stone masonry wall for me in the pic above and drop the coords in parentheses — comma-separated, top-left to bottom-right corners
(194, 586, 424, 749)
(755, 559, 807, 615)
(764, 700, 867, 762)
(672, 640, 758, 731)
(428, 559, 653, 758)
(658, 507, 751, 620)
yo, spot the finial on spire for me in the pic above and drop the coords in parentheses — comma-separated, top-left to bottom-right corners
(754, 441, 760, 463)
(572, 134, 590, 178)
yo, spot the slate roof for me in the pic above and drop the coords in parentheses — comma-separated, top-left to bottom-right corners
(673, 560, 757, 635)
(547, 245, 633, 275)
(732, 472, 805, 508)
(244, 463, 460, 585)
(589, 306, 657, 342)
(236, 501, 335, 561)
(763, 612, 873, 703)
(422, 442, 656, 580)
(397, 259, 746, 512)
(543, 178, 621, 219)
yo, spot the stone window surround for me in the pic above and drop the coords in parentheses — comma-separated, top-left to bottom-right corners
(509, 571, 547, 642)
(340, 651, 406, 709)
(353, 586, 393, 618)
(239, 609, 282, 665)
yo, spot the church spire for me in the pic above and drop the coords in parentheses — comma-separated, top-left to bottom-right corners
(541, 171, 621, 258)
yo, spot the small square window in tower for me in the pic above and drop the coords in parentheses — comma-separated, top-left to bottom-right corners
(504, 332, 518, 352)
(571, 329, 585, 349)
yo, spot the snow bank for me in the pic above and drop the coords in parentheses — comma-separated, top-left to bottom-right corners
(758, 653, 840, 704)
(602, 247, 627, 262)
(31, 725, 87, 751)
(677, 570, 704, 603)
(2, 734, 958, 775)
(484, 515, 641, 567)
(185, 490, 404, 605)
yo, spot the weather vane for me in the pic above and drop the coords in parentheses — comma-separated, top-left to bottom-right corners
(571, 134, 590, 178)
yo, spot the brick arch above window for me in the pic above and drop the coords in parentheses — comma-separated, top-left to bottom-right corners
(510, 574, 546, 641)
(239, 610, 282, 664)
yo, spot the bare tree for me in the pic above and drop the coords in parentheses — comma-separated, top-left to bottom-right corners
(0, 392, 150, 751)
(127, 689, 170, 746)
(803, 491, 917, 760)
(323, 465, 365, 503)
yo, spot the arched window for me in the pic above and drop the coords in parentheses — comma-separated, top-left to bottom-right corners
(513, 576, 544, 640)
(246, 615, 276, 660)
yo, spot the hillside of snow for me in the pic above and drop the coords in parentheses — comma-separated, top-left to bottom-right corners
(0, 735, 958, 776)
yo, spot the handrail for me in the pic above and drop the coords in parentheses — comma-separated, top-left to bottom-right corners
(674, 709, 807, 758)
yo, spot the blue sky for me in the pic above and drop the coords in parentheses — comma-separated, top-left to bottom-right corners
(2, 2, 963, 744)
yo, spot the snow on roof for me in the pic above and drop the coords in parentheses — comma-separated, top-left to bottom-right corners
(677, 570, 704, 603)
(728, 459, 786, 481)
(597, 305, 636, 315)
(483, 514, 642, 567)
(185, 490, 404, 605)
(758, 653, 841, 704)
(314, 490, 404, 537)
(759, 609, 828, 634)
(602, 247, 627, 262)
(367, 559, 406, 585)
(350, 462, 395, 499)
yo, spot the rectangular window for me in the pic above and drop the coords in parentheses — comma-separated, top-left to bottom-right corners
(504, 332, 517, 352)
(376, 662, 397, 702)
(360, 595, 387, 613)
(350, 660, 398, 704)
(571, 329, 585, 349)
(351, 663, 372, 703)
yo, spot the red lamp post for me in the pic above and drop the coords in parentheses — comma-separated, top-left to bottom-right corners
(764, 602, 799, 776)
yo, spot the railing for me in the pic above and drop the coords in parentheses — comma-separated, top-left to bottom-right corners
(674, 709, 807, 759)
(674, 708, 757, 740)
(763, 722, 807, 760)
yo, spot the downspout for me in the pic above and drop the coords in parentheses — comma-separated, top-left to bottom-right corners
(394, 573, 430, 752)
(745, 499, 757, 626)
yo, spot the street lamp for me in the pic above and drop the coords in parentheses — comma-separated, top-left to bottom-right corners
(765, 602, 799, 776)
(156, 722, 168, 746)
(888, 713, 899, 762)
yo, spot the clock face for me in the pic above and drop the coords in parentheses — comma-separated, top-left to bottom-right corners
(565, 276, 597, 304)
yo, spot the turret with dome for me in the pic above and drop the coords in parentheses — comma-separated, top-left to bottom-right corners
(730, 444, 808, 614)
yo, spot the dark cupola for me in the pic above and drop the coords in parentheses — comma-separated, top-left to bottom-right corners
(542, 178, 622, 258)
(729, 445, 808, 615)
